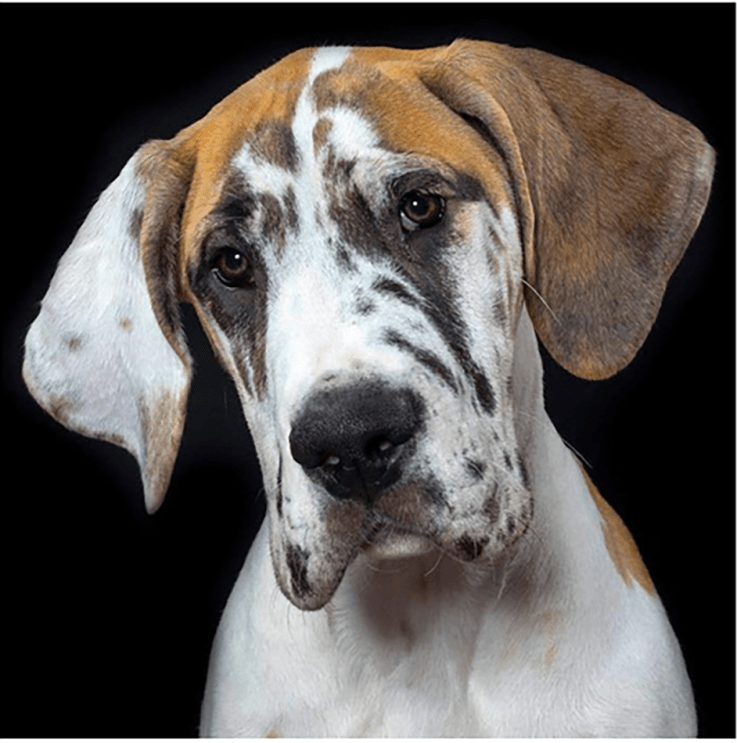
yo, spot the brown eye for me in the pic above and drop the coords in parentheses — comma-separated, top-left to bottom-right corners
(212, 247, 254, 288)
(399, 191, 445, 232)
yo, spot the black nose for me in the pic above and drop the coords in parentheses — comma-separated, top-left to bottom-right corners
(289, 381, 424, 501)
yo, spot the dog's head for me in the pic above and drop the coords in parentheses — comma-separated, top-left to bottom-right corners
(23, 42, 713, 609)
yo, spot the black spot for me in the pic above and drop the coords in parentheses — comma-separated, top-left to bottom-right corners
(283, 186, 299, 233)
(423, 475, 449, 509)
(388, 262, 495, 418)
(493, 295, 507, 326)
(276, 457, 283, 518)
(503, 452, 513, 471)
(128, 207, 143, 242)
(383, 330, 457, 392)
(216, 178, 257, 221)
(65, 336, 83, 352)
(354, 296, 376, 315)
(249, 121, 300, 173)
(327, 178, 388, 256)
(455, 535, 488, 561)
(258, 192, 286, 249)
(465, 459, 486, 481)
(372, 276, 419, 307)
(482, 496, 500, 524)
(335, 240, 357, 271)
(506, 374, 514, 399)
(517, 453, 530, 490)
(285, 543, 311, 599)
(504, 515, 516, 539)
(470, 365, 496, 415)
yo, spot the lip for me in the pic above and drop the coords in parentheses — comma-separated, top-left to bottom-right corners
(361, 524, 436, 560)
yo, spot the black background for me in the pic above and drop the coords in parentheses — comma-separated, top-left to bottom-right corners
(4, 4, 734, 737)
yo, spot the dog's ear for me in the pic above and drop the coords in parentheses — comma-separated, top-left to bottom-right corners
(23, 140, 194, 513)
(427, 40, 715, 379)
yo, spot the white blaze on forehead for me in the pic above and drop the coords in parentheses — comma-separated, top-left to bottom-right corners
(308, 46, 352, 80)
(229, 47, 357, 199)
(231, 145, 293, 197)
(322, 107, 382, 159)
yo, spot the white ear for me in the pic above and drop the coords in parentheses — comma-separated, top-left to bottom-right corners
(23, 147, 192, 513)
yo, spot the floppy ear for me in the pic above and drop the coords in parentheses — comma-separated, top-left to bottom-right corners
(429, 40, 715, 379)
(23, 140, 194, 513)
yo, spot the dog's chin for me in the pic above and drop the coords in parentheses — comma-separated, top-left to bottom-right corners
(276, 530, 437, 611)
(361, 527, 436, 560)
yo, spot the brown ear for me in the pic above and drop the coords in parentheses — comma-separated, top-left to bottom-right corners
(429, 40, 715, 379)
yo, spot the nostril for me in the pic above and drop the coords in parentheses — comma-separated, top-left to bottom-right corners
(288, 381, 424, 499)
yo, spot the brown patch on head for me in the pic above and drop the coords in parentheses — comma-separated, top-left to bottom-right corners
(247, 120, 300, 172)
(118, 317, 133, 332)
(580, 466, 656, 595)
(312, 117, 333, 155)
(283, 186, 299, 234)
(258, 191, 287, 255)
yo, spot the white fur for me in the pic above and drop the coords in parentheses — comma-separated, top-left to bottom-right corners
(23, 155, 190, 513)
(200, 308, 695, 737)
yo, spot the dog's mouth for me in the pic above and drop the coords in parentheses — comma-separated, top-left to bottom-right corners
(269, 471, 513, 611)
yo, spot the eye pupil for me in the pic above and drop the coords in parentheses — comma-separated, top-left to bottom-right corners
(224, 250, 244, 271)
(400, 190, 444, 231)
(213, 247, 253, 288)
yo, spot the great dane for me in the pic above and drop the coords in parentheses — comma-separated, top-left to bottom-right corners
(23, 41, 714, 735)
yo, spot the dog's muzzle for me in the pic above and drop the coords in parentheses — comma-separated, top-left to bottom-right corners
(289, 380, 425, 502)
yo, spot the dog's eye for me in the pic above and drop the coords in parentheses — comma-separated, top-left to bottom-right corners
(212, 247, 254, 288)
(399, 191, 445, 232)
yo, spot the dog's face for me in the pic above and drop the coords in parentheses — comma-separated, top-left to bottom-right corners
(184, 48, 532, 608)
(23, 43, 713, 611)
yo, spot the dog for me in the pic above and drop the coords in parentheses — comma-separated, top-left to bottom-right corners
(23, 41, 713, 736)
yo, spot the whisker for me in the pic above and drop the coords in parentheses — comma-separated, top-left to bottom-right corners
(422, 550, 445, 578)
(562, 440, 592, 469)
(522, 279, 560, 325)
